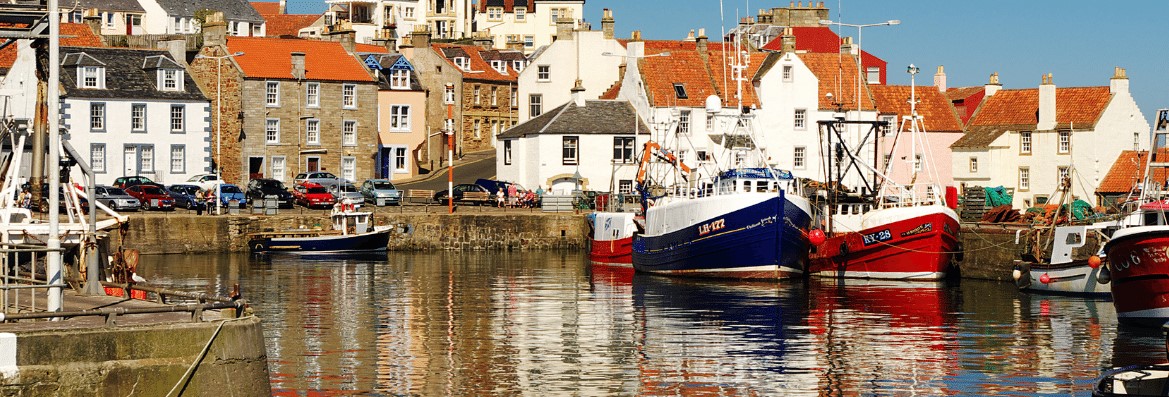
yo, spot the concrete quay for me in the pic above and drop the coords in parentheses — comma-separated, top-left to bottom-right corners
(0, 291, 270, 396)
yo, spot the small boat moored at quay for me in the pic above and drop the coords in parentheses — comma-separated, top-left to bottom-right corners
(587, 211, 637, 265)
(248, 200, 391, 254)
(1012, 182, 1112, 296)
(1093, 322, 1169, 396)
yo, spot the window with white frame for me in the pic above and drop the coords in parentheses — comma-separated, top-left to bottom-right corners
(678, 110, 690, 134)
(390, 70, 410, 89)
(170, 105, 184, 132)
(619, 180, 633, 194)
(1019, 167, 1030, 191)
(265, 81, 279, 106)
(393, 147, 408, 173)
(491, 87, 498, 106)
(524, 35, 534, 48)
(342, 157, 356, 182)
(880, 116, 894, 136)
(487, 6, 502, 20)
(403, 6, 414, 19)
(969, 157, 978, 173)
(266, 119, 280, 144)
(1058, 166, 1070, 181)
(473, 119, 481, 139)
(866, 67, 880, 84)
(512, 60, 525, 72)
(79, 66, 104, 89)
(794, 109, 806, 129)
(473, 85, 481, 105)
(1058, 131, 1070, 153)
(563, 136, 578, 165)
(1020, 131, 1032, 154)
(529, 94, 542, 116)
(342, 84, 356, 108)
(549, 7, 569, 25)
(305, 119, 320, 145)
(159, 69, 183, 91)
(306, 82, 320, 107)
(91, 143, 105, 173)
(170, 145, 185, 173)
(783, 65, 793, 81)
(343, 121, 357, 146)
(271, 156, 286, 181)
(453, 57, 469, 71)
(794, 146, 806, 169)
(914, 154, 923, 171)
(696, 150, 708, 163)
(444, 85, 455, 104)
(510, 87, 517, 107)
(1135, 132, 1142, 150)
(613, 137, 635, 163)
(140, 145, 154, 173)
(537, 65, 550, 81)
(491, 60, 506, 74)
(131, 104, 146, 132)
(90, 103, 105, 130)
(515, 7, 525, 21)
(390, 105, 410, 131)
(504, 140, 512, 165)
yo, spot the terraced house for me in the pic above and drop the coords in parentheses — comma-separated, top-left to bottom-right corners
(189, 17, 379, 187)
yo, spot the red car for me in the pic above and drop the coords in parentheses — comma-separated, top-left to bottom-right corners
(124, 184, 175, 211)
(293, 182, 335, 209)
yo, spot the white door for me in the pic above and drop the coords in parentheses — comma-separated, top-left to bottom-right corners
(124, 147, 136, 176)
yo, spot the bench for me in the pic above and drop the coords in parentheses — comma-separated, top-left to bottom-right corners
(461, 191, 492, 205)
(405, 189, 434, 204)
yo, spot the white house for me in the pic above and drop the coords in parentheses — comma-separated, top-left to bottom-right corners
(474, 0, 586, 54)
(317, 0, 473, 46)
(64, 1, 147, 35)
(517, 18, 624, 122)
(950, 69, 1149, 208)
(496, 95, 649, 194)
(138, 0, 265, 36)
(0, 45, 211, 186)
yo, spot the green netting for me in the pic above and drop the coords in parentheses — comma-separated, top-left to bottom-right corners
(1069, 199, 1093, 220)
(984, 186, 1013, 207)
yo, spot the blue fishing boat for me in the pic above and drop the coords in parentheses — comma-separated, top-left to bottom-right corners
(247, 201, 391, 253)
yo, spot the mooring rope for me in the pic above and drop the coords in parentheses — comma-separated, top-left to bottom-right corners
(165, 316, 249, 397)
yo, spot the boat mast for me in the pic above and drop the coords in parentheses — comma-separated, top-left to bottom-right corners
(47, 0, 62, 314)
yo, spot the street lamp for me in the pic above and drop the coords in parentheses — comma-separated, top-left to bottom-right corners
(196, 51, 244, 214)
(818, 19, 899, 117)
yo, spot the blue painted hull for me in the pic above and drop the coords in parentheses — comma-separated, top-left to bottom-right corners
(632, 193, 812, 279)
(248, 229, 391, 253)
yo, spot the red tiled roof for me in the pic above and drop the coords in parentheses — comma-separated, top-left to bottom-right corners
(799, 52, 876, 111)
(944, 86, 987, 125)
(1098, 149, 1169, 194)
(431, 43, 518, 82)
(226, 37, 373, 82)
(761, 27, 886, 83)
(250, 1, 280, 15)
(968, 86, 1112, 128)
(262, 14, 319, 37)
(0, 23, 103, 68)
(707, 50, 766, 108)
(633, 40, 765, 108)
(870, 85, 963, 132)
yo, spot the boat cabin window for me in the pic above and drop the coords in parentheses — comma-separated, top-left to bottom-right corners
(1065, 232, 1082, 245)
(1145, 212, 1164, 226)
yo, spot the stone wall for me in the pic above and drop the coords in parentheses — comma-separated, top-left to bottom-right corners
(2, 316, 269, 396)
(109, 212, 587, 254)
(956, 224, 1025, 281)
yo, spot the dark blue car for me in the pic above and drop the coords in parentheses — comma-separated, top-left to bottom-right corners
(167, 184, 205, 210)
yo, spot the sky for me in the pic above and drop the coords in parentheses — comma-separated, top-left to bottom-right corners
(285, 0, 1169, 125)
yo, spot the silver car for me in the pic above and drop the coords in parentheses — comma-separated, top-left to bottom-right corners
(329, 183, 365, 204)
(94, 185, 141, 211)
(360, 179, 401, 206)
(293, 172, 345, 189)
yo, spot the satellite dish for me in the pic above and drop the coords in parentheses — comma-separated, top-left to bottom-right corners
(705, 95, 722, 114)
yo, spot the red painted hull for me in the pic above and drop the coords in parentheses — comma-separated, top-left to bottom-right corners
(589, 236, 633, 265)
(1104, 227, 1169, 323)
(809, 212, 960, 280)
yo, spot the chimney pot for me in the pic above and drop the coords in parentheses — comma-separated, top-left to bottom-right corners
(601, 8, 615, 40)
(934, 65, 947, 92)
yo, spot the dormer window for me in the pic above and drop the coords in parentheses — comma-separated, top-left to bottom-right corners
(453, 57, 470, 71)
(491, 60, 507, 74)
(673, 83, 688, 99)
(390, 69, 410, 89)
(79, 66, 104, 89)
(158, 69, 184, 91)
(487, 7, 503, 21)
(512, 60, 525, 72)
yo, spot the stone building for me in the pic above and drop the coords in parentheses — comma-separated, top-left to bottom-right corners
(189, 18, 379, 187)
(472, 0, 586, 54)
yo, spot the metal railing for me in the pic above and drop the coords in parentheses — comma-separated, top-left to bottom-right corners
(878, 183, 944, 209)
(0, 242, 66, 315)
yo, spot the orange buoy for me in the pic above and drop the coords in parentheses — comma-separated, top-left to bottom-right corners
(1088, 255, 1102, 269)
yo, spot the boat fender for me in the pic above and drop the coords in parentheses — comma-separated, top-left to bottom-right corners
(1012, 262, 1031, 289)
(1088, 255, 1102, 269)
(254, 243, 263, 251)
(1097, 264, 1112, 284)
(1039, 273, 1051, 284)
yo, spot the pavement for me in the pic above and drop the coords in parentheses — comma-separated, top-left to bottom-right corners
(395, 149, 497, 192)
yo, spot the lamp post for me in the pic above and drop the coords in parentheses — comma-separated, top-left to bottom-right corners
(196, 51, 245, 215)
(818, 19, 899, 118)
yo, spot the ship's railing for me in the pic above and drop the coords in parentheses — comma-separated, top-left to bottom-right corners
(0, 242, 66, 315)
(878, 183, 944, 209)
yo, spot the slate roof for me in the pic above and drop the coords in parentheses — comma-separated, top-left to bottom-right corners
(73, 0, 144, 12)
(798, 52, 876, 111)
(1097, 149, 1169, 194)
(759, 27, 886, 80)
(154, 0, 264, 23)
(953, 86, 1113, 148)
(226, 37, 374, 82)
(59, 46, 206, 101)
(0, 23, 104, 69)
(431, 43, 520, 82)
(498, 100, 650, 139)
(358, 52, 424, 91)
(869, 85, 963, 132)
(478, 0, 532, 13)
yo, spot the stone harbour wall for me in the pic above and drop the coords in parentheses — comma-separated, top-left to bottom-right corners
(956, 223, 1026, 281)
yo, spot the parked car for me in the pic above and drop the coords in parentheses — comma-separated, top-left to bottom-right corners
(360, 179, 401, 206)
(293, 172, 345, 189)
(94, 185, 140, 211)
(433, 184, 492, 205)
(293, 182, 336, 209)
(475, 178, 527, 196)
(185, 174, 224, 190)
(246, 178, 294, 209)
(167, 184, 206, 210)
(124, 184, 174, 211)
(329, 182, 364, 204)
(112, 175, 157, 189)
(24, 183, 90, 214)
(213, 184, 248, 208)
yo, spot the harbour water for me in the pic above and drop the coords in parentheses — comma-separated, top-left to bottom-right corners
(136, 252, 1163, 396)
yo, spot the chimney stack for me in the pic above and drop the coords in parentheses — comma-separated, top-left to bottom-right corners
(696, 28, 708, 55)
(1038, 73, 1056, 131)
(840, 36, 857, 55)
(985, 72, 1002, 97)
(410, 26, 432, 49)
(291, 52, 306, 80)
(556, 17, 574, 41)
(325, 21, 357, 53)
(601, 8, 615, 40)
(631, 30, 642, 42)
(1110, 66, 1129, 95)
(934, 65, 947, 92)
(571, 79, 586, 107)
(684, 29, 695, 42)
(472, 31, 493, 49)
(781, 27, 796, 52)
(202, 11, 228, 48)
(278, 0, 286, 14)
(83, 8, 101, 34)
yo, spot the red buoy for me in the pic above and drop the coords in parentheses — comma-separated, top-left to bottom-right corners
(808, 229, 827, 246)
(1088, 255, 1102, 269)
(1039, 273, 1051, 284)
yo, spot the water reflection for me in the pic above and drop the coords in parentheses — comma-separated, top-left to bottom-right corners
(133, 252, 1164, 396)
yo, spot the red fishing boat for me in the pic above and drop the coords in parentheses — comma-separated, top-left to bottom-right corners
(808, 65, 960, 280)
(588, 211, 638, 265)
